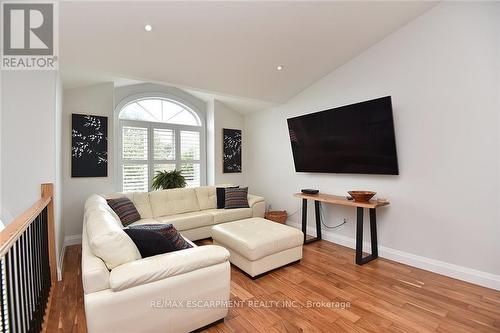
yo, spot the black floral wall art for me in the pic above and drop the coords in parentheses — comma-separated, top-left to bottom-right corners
(223, 128, 242, 173)
(71, 114, 108, 177)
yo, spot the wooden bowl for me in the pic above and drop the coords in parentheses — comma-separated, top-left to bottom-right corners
(348, 191, 376, 203)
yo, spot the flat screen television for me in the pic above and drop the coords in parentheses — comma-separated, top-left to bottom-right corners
(287, 96, 399, 175)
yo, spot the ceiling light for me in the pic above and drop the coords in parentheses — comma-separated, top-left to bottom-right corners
(276, 65, 283, 71)
(144, 24, 153, 32)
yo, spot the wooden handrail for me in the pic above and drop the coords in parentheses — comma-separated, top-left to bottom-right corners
(0, 184, 53, 258)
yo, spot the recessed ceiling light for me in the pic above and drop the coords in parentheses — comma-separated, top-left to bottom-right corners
(144, 24, 153, 32)
(276, 65, 284, 71)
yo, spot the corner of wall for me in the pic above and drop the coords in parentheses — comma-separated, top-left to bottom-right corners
(212, 99, 246, 186)
(206, 99, 216, 185)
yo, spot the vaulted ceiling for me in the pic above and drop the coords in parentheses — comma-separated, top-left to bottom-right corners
(60, 1, 436, 111)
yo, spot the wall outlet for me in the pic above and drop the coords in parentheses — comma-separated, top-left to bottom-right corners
(343, 217, 348, 223)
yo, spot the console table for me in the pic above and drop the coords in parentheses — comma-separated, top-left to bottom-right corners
(294, 192, 389, 265)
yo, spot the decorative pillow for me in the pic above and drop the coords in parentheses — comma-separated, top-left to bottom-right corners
(106, 197, 141, 227)
(216, 186, 239, 209)
(124, 224, 192, 258)
(224, 187, 250, 209)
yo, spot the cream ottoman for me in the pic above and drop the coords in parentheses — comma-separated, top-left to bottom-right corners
(211, 217, 303, 278)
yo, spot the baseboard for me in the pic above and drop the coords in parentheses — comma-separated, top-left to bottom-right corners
(57, 246, 65, 281)
(64, 234, 82, 247)
(58, 234, 82, 281)
(287, 221, 500, 291)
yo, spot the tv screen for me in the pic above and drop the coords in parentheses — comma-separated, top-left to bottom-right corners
(287, 96, 399, 175)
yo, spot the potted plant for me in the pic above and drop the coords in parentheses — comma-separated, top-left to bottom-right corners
(152, 169, 187, 190)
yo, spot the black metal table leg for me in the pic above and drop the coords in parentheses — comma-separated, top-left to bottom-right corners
(315, 201, 322, 241)
(355, 207, 364, 264)
(369, 208, 378, 258)
(301, 199, 307, 244)
(302, 199, 322, 244)
(355, 207, 379, 265)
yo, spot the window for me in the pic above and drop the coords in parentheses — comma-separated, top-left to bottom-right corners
(118, 97, 204, 191)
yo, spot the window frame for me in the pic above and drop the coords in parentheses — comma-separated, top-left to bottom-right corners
(115, 93, 206, 191)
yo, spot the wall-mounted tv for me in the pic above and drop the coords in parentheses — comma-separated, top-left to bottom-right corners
(287, 96, 399, 175)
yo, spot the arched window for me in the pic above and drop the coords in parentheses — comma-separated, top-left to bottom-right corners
(117, 97, 205, 192)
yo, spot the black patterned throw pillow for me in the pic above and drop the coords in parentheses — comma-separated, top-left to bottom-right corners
(216, 186, 239, 209)
(224, 187, 250, 209)
(124, 224, 192, 258)
(106, 197, 141, 227)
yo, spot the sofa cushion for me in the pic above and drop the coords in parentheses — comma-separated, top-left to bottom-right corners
(84, 195, 121, 226)
(154, 211, 213, 231)
(124, 224, 192, 258)
(194, 186, 217, 210)
(208, 208, 253, 224)
(107, 197, 141, 227)
(128, 218, 160, 227)
(224, 187, 250, 209)
(109, 245, 230, 291)
(149, 188, 200, 217)
(85, 194, 107, 210)
(81, 227, 110, 294)
(85, 209, 141, 270)
(124, 192, 153, 219)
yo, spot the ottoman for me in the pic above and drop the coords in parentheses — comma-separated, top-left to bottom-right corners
(211, 217, 303, 278)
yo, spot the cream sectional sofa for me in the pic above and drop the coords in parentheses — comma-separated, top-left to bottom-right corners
(108, 185, 265, 241)
(82, 186, 265, 333)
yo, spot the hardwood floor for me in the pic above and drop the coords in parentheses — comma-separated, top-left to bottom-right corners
(49, 240, 500, 332)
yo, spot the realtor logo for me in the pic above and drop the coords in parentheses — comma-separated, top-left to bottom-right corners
(1, 2, 58, 69)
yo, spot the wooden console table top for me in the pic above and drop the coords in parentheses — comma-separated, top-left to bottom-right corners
(294, 192, 389, 209)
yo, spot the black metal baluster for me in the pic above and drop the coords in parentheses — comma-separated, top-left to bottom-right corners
(27, 225, 35, 332)
(42, 209, 50, 309)
(0, 256, 5, 333)
(17, 240, 26, 333)
(27, 225, 32, 332)
(32, 219, 41, 332)
(23, 233, 31, 332)
(5, 250, 16, 333)
(33, 216, 41, 333)
(20, 234, 28, 333)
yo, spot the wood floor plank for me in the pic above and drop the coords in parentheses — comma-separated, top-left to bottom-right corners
(48, 241, 500, 333)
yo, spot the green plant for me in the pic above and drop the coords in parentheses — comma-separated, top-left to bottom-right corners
(152, 169, 187, 190)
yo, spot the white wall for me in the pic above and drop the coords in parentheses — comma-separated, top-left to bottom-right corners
(207, 100, 247, 186)
(245, 2, 500, 288)
(0, 70, 64, 275)
(62, 82, 210, 241)
(207, 100, 215, 185)
(0, 70, 3, 225)
(1, 71, 58, 221)
(54, 74, 64, 272)
(62, 83, 115, 239)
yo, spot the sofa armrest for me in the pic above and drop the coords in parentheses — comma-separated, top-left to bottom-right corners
(248, 194, 265, 217)
(82, 227, 110, 294)
(248, 194, 264, 207)
(109, 245, 229, 291)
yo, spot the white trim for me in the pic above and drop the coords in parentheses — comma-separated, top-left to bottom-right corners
(64, 234, 82, 247)
(287, 221, 500, 291)
(58, 234, 83, 281)
(57, 247, 65, 281)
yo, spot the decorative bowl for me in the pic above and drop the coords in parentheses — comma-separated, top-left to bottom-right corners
(348, 191, 376, 202)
